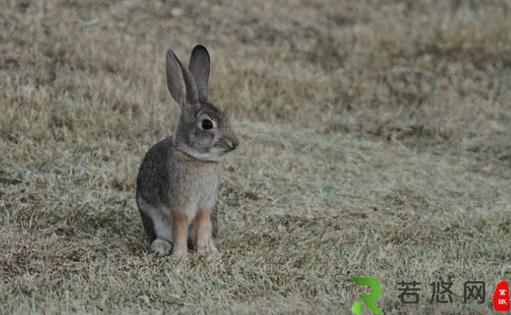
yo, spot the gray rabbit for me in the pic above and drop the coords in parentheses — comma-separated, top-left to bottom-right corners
(136, 45, 239, 257)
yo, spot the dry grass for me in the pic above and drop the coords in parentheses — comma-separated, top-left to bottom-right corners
(1, 0, 511, 314)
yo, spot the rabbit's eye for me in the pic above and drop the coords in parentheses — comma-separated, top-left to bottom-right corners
(201, 119, 214, 130)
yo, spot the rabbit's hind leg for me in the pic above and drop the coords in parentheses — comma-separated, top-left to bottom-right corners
(150, 239, 172, 256)
(150, 210, 173, 256)
(138, 196, 173, 256)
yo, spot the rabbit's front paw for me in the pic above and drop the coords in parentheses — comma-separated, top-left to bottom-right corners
(197, 238, 217, 255)
(172, 244, 188, 257)
(196, 240, 209, 255)
(150, 239, 172, 256)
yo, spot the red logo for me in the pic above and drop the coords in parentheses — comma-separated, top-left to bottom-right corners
(493, 281, 511, 312)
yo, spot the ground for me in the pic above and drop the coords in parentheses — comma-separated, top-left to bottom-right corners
(1, 0, 510, 314)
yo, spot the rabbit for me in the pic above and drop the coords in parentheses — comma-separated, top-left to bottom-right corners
(136, 45, 239, 257)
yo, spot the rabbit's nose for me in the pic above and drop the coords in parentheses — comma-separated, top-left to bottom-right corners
(226, 137, 239, 150)
(230, 136, 239, 150)
(226, 140, 236, 150)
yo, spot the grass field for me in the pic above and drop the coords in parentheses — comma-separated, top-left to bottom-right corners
(1, 0, 511, 314)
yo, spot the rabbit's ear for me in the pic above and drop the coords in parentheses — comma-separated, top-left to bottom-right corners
(166, 49, 199, 111)
(189, 45, 210, 103)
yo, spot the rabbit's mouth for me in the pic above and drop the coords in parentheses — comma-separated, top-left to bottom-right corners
(219, 136, 239, 152)
(214, 144, 236, 156)
(223, 139, 238, 151)
(211, 146, 233, 156)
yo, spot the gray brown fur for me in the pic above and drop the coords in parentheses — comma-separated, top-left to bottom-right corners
(136, 45, 238, 256)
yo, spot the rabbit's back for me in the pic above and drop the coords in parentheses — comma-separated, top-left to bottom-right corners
(136, 137, 175, 206)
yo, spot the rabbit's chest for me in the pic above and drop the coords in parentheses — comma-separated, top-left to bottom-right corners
(189, 168, 219, 206)
(173, 164, 219, 213)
